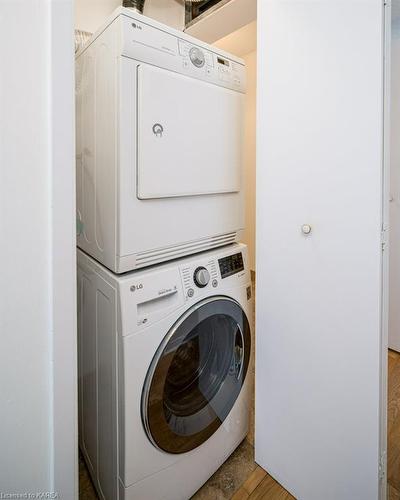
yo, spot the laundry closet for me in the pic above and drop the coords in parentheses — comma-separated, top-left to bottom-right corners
(75, 1, 400, 500)
(75, 2, 256, 500)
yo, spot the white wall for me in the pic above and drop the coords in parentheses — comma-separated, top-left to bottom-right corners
(214, 28, 257, 270)
(242, 51, 256, 270)
(75, 0, 185, 33)
(0, 1, 76, 498)
(213, 21, 256, 58)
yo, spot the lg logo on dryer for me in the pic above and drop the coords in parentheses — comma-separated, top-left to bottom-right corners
(130, 283, 143, 292)
(131, 22, 143, 30)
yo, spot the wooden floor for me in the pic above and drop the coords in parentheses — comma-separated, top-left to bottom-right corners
(80, 350, 400, 500)
(389, 349, 400, 499)
(231, 466, 294, 500)
(233, 349, 400, 500)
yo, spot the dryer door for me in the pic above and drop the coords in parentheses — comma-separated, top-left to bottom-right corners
(136, 64, 244, 199)
(142, 296, 251, 454)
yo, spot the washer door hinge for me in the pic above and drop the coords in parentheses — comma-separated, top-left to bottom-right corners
(379, 451, 387, 480)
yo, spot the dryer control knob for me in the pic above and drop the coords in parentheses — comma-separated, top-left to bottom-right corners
(189, 47, 205, 68)
(193, 267, 210, 288)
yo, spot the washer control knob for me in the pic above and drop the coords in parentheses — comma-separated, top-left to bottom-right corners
(193, 267, 210, 288)
(189, 47, 205, 68)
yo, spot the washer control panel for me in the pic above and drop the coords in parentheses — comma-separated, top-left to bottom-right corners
(181, 258, 219, 300)
(180, 251, 246, 300)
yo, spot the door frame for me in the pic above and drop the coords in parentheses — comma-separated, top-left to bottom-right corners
(49, 1, 77, 497)
(379, 1, 392, 498)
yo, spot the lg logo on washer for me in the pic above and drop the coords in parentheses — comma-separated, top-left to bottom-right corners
(130, 283, 143, 292)
(131, 22, 143, 30)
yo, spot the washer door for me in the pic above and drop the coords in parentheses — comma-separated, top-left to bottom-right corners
(142, 296, 251, 454)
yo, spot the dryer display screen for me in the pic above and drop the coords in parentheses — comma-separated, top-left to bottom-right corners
(217, 57, 230, 66)
(218, 253, 244, 279)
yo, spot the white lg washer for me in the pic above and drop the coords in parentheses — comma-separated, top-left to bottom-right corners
(77, 243, 253, 500)
(75, 8, 246, 274)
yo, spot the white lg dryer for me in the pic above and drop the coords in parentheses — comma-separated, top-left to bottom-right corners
(75, 8, 246, 274)
(77, 243, 253, 500)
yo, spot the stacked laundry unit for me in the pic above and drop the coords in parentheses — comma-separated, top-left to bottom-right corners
(76, 7, 252, 500)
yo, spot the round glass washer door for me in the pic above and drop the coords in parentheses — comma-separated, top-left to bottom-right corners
(141, 296, 251, 454)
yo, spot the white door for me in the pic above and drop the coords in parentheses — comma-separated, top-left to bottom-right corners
(256, 2, 388, 500)
(136, 64, 243, 199)
(389, 7, 400, 352)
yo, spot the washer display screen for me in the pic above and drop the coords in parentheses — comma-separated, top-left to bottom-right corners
(218, 253, 244, 279)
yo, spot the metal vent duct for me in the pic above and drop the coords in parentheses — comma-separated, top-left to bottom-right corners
(123, 0, 145, 13)
(185, 0, 232, 29)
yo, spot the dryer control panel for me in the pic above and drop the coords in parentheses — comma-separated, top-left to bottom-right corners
(177, 39, 243, 89)
(119, 11, 246, 93)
